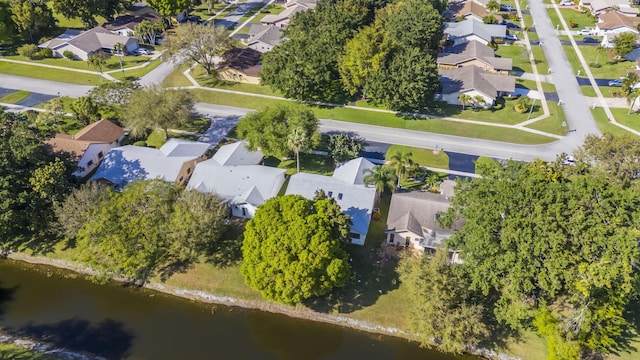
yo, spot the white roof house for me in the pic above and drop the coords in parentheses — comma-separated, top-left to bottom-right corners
(186, 141, 285, 218)
(92, 138, 210, 188)
(39, 27, 139, 60)
(285, 157, 377, 245)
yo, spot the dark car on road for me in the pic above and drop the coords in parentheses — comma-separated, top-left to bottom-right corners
(504, 22, 520, 30)
(583, 36, 599, 43)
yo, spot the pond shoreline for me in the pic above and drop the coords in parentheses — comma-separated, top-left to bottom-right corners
(5, 252, 518, 360)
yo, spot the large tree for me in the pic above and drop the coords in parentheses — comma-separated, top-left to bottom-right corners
(146, 0, 190, 17)
(70, 96, 101, 126)
(260, 0, 370, 103)
(122, 86, 194, 139)
(440, 153, 640, 357)
(9, 0, 56, 42)
(365, 46, 440, 112)
(52, 0, 122, 28)
(164, 23, 234, 76)
(89, 80, 141, 117)
(575, 133, 640, 185)
(236, 104, 320, 159)
(241, 194, 351, 305)
(69, 180, 228, 282)
(0, 2, 16, 44)
(0, 111, 73, 251)
(399, 249, 488, 353)
(327, 132, 364, 164)
(135, 19, 164, 45)
(612, 32, 637, 57)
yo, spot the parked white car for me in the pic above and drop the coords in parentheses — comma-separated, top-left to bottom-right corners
(137, 48, 151, 55)
(505, 34, 519, 41)
(560, 1, 574, 6)
(577, 28, 593, 36)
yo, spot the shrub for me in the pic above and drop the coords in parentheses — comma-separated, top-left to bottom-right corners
(18, 44, 40, 59)
(39, 48, 53, 58)
(569, 19, 578, 28)
(63, 50, 75, 60)
(133, 141, 148, 146)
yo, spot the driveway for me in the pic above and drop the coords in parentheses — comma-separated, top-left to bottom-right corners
(17, 93, 56, 107)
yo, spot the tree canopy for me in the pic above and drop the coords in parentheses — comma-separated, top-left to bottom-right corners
(327, 132, 364, 163)
(613, 32, 636, 57)
(9, 0, 56, 42)
(52, 0, 122, 28)
(164, 23, 234, 75)
(146, 0, 190, 16)
(241, 194, 351, 305)
(439, 146, 640, 357)
(236, 104, 320, 158)
(0, 111, 74, 251)
(62, 180, 228, 282)
(122, 86, 194, 139)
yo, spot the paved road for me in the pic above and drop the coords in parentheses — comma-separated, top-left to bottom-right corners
(137, 58, 178, 87)
(529, 0, 601, 144)
(4, 75, 576, 162)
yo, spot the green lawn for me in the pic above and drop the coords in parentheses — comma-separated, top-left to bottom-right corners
(531, 46, 549, 75)
(496, 44, 532, 73)
(194, 90, 556, 144)
(563, 45, 635, 79)
(214, 5, 238, 20)
(525, 101, 567, 135)
(0, 61, 102, 85)
(546, 8, 596, 30)
(442, 98, 545, 126)
(46, 0, 105, 29)
(263, 154, 335, 176)
(250, 4, 286, 24)
(591, 107, 639, 137)
(162, 63, 193, 87)
(3, 54, 150, 72)
(0, 90, 30, 104)
(385, 145, 449, 169)
(580, 85, 624, 98)
(110, 58, 164, 81)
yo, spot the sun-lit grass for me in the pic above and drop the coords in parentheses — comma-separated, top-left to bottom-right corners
(385, 145, 449, 169)
(0, 61, 101, 85)
(516, 78, 557, 93)
(110, 58, 164, 81)
(563, 45, 635, 79)
(162, 63, 193, 87)
(496, 43, 532, 73)
(3, 54, 150, 72)
(0, 90, 30, 104)
(263, 154, 334, 176)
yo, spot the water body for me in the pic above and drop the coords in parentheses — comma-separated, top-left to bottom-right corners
(0, 260, 476, 360)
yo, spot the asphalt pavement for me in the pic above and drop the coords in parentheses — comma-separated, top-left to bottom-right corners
(529, 0, 601, 145)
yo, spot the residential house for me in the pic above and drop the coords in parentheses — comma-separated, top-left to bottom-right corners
(217, 48, 262, 84)
(595, 11, 640, 46)
(384, 191, 463, 262)
(102, 11, 162, 37)
(437, 40, 512, 74)
(439, 65, 516, 107)
(92, 138, 210, 188)
(261, 0, 316, 27)
(582, 0, 637, 15)
(39, 27, 139, 60)
(285, 157, 377, 245)
(450, 0, 503, 23)
(444, 18, 507, 46)
(187, 142, 285, 218)
(247, 24, 283, 53)
(44, 119, 126, 178)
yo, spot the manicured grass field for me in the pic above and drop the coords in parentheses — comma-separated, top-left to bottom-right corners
(531, 46, 549, 75)
(525, 101, 567, 135)
(385, 145, 449, 169)
(162, 64, 193, 87)
(0, 61, 101, 85)
(193, 90, 556, 144)
(563, 45, 635, 79)
(440, 98, 545, 126)
(591, 107, 639, 137)
(110, 58, 164, 81)
(0, 90, 30, 104)
(192, 66, 282, 96)
(3, 54, 150, 72)
(546, 7, 596, 30)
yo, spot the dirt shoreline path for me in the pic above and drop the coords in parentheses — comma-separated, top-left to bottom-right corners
(5, 252, 517, 360)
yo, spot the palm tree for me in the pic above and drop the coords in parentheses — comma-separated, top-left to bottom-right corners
(387, 151, 414, 189)
(486, 0, 500, 13)
(363, 165, 397, 204)
(473, 95, 486, 111)
(594, 45, 606, 66)
(113, 42, 125, 76)
(459, 94, 471, 110)
(87, 51, 106, 81)
(627, 88, 640, 114)
(623, 72, 639, 96)
(287, 127, 309, 173)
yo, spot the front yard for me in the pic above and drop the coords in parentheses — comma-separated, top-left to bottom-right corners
(563, 45, 635, 79)
(546, 7, 596, 30)
(0, 61, 101, 85)
(3, 54, 151, 72)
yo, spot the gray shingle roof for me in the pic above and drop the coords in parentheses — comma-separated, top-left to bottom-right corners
(386, 191, 464, 237)
(40, 27, 137, 53)
(444, 18, 506, 43)
(440, 65, 515, 98)
(437, 40, 512, 71)
(247, 24, 283, 47)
